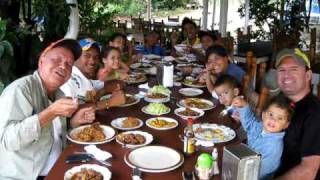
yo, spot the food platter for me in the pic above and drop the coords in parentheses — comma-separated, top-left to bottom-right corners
(124, 74, 147, 84)
(130, 62, 153, 70)
(192, 123, 236, 143)
(146, 117, 178, 130)
(67, 124, 116, 145)
(178, 98, 215, 111)
(174, 107, 204, 120)
(124, 146, 184, 173)
(64, 164, 111, 180)
(111, 117, 143, 130)
(144, 93, 170, 103)
(182, 77, 206, 88)
(178, 88, 203, 97)
(116, 130, 153, 148)
(100, 94, 140, 107)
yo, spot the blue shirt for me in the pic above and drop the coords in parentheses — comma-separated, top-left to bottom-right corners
(225, 63, 245, 83)
(237, 106, 285, 180)
(135, 44, 165, 56)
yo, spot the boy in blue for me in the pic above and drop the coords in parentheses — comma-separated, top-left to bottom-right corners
(232, 94, 293, 180)
(135, 31, 165, 56)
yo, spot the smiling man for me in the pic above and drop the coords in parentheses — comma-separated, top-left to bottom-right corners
(0, 39, 97, 180)
(275, 48, 320, 180)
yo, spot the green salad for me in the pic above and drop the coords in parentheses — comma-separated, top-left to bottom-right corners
(145, 103, 170, 114)
(149, 85, 171, 95)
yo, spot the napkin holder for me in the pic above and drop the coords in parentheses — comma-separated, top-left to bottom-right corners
(222, 143, 261, 180)
(156, 62, 173, 87)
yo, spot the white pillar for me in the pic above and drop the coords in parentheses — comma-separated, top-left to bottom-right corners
(147, 0, 151, 20)
(202, 0, 209, 30)
(244, 0, 250, 34)
(212, 0, 216, 29)
(64, 0, 79, 39)
(219, 0, 228, 37)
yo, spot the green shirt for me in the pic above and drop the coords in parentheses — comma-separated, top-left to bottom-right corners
(0, 71, 67, 180)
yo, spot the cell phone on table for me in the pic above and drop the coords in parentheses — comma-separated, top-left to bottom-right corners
(182, 171, 196, 180)
(65, 154, 92, 163)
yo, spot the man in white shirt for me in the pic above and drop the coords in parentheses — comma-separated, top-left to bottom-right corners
(60, 38, 125, 109)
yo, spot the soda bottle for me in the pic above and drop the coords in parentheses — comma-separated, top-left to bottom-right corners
(183, 118, 195, 155)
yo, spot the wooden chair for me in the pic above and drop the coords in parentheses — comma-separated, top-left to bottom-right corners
(168, 16, 179, 22)
(132, 17, 143, 31)
(143, 20, 151, 32)
(237, 27, 250, 44)
(117, 20, 127, 33)
(152, 20, 165, 32)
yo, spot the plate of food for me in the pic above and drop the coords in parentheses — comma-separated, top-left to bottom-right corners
(100, 94, 140, 107)
(183, 76, 206, 88)
(178, 98, 215, 111)
(174, 107, 204, 120)
(124, 146, 184, 173)
(64, 164, 111, 180)
(130, 62, 153, 70)
(67, 123, 116, 145)
(144, 93, 170, 103)
(144, 54, 161, 60)
(142, 103, 171, 116)
(178, 88, 203, 97)
(111, 117, 143, 130)
(124, 74, 147, 84)
(116, 130, 153, 148)
(192, 123, 236, 143)
(146, 117, 178, 130)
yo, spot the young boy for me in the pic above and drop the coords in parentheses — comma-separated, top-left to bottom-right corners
(213, 74, 240, 118)
(232, 94, 293, 180)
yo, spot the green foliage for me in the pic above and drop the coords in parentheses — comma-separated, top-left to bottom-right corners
(116, 0, 146, 16)
(0, 19, 15, 85)
(33, 0, 69, 42)
(238, 0, 307, 41)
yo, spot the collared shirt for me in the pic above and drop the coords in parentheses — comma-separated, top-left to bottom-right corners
(276, 93, 320, 179)
(60, 66, 104, 97)
(0, 71, 67, 180)
(225, 63, 245, 84)
(238, 105, 285, 180)
(135, 44, 165, 56)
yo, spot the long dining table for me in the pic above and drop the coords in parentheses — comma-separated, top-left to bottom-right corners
(46, 78, 241, 180)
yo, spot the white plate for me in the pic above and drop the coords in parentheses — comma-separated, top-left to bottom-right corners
(124, 74, 147, 84)
(193, 123, 236, 143)
(144, 94, 170, 103)
(178, 98, 215, 111)
(142, 105, 171, 116)
(64, 164, 111, 180)
(146, 117, 178, 130)
(111, 117, 143, 130)
(144, 54, 161, 60)
(67, 125, 116, 145)
(116, 130, 153, 148)
(130, 62, 153, 70)
(124, 146, 184, 173)
(174, 44, 187, 53)
(174, 107, 204, 120)
(179, 88, 203, 97)
(100, 94, 140, 107)
(182, 77, 206, 88)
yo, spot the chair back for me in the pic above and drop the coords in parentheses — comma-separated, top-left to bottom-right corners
(191, 17, 201, 28)
(168, 16, 179, 22)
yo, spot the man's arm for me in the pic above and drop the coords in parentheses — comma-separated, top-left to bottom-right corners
(276, 155, 320, 180)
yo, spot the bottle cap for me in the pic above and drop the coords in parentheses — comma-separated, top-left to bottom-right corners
(187, 118, 193, 125)
(196, 153, 213, 169)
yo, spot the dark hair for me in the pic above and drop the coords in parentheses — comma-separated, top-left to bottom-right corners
(215, 74, 240, 89)
(205, 44, 228, 63)
(262, 94, 294, 121)
(199, 31, 218, 41)
(182, 17, 197, 30)
(103, 46, 121, 58)
(109, 32, 126, 43)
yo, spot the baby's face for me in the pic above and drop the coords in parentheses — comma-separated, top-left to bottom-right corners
(215, 84, 239, 106)
(262, 104, 290, 133)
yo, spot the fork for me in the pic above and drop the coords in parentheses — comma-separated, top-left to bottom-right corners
(74, 152, 112, 167)
(218, 106, 234, 118)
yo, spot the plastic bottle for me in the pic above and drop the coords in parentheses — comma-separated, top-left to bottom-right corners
(183, 118, 195, 155)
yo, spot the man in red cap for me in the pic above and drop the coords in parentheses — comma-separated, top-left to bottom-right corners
(0, 39, 96, 179)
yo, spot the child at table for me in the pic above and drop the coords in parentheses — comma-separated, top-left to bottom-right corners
(97, 47, 129, 81)
(232, 94, 293, 180)
(213, 74, 241, 118)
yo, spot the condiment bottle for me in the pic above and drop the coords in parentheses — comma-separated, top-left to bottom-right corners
(212, 147, 219, 175)
(183, 118, 195, 155)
